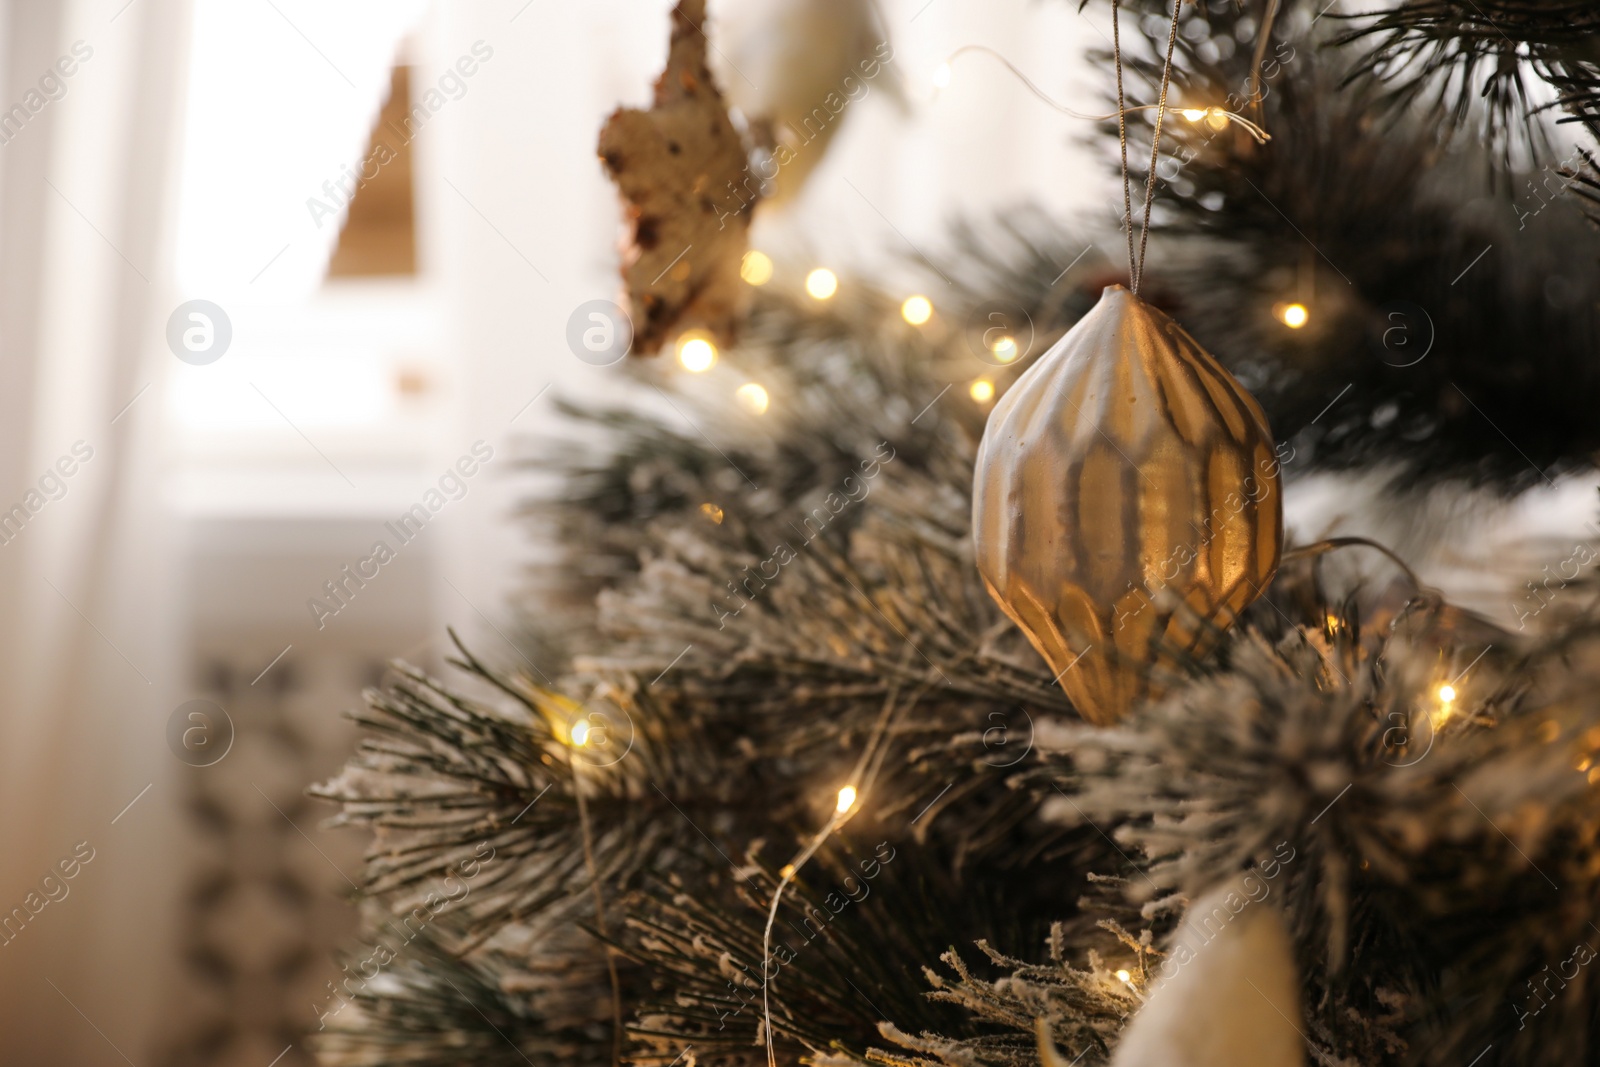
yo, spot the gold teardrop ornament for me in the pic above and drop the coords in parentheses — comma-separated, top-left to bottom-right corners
(972, 285, 1284, 724)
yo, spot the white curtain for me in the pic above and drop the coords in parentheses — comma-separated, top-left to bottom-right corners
(0, 0, 442, 1059)
(0, 0, 190, 1061)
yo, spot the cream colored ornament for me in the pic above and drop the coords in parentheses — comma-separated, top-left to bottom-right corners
(1109, 887, 1306, 1067)
(708, 0, 899, 204)
(972, 285, 1283, 724)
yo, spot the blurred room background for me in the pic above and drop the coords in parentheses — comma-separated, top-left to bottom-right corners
(0, 1, 1113, 1063)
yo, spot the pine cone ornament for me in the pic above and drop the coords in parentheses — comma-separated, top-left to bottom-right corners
(972, 285, 1283, 724)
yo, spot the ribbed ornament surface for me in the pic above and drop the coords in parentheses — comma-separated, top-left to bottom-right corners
(972, 285, 1283, 724)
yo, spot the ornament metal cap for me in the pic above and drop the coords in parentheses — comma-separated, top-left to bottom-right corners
(972, 284, 1283, 724)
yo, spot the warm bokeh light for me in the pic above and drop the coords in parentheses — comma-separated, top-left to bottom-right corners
(700, 502, 724, 524)
(1429, 683, 1459, 730)
(991, 335, 1019, 363)
(1279, 302, 1309, 329)
(836, 785, 857, 813)
(901, 295, 933, 325)
(805, 268, 839, 300)
(1115, 969, 1132, 983)
(970, 379, 995, 403)
(740, 250, 773, 286)
(1182, 106, 1230, 130)
(736, 382, 769, 414)
(571, 721, 591, 746)
(675, 332, 717, 372)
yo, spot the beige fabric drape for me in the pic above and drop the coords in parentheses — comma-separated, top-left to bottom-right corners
(0, 0, 190, 1062)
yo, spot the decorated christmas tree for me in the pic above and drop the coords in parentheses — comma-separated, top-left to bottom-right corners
(309, 2, 1600, 1065)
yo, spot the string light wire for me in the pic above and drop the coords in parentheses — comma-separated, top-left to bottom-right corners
(941, 44, 1133, 120)
(936, 36, 1269, 296)
(571, 748, 625, 1067)
(760, 661, 919, 1067)
(933, 45, 1268, 142)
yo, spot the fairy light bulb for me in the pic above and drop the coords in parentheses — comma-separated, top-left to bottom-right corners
(1181, 108, 1207, 122)
(835, 785, 857, 813)
(736, 382, 769, 414)
(571, 721, 591, 746)
(1276, 302, 1309, 329)
(1205, 106, 1229, 130)
(805, 268, 839, 300)
(675, 332, 717, 372)
(901, 295, 933, 326)
(970, 379, 995, 403)
(741, 250, 774, 286)
(1115, 969, 1132, 983)
(1429, 683, 1458, 730)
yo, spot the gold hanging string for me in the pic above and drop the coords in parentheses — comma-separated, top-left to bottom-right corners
(1134, 0, 1187, 293)
(940, 24, 1265, 295)
(1112, 0, 1138, 291)
(942, 5, 1268, 292)
(1248, 0, 1283, 120)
